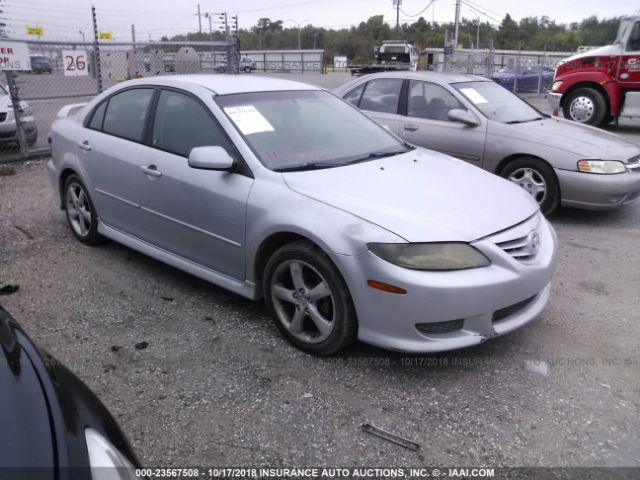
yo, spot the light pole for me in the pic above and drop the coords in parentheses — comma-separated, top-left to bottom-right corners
(286, 18, 309, 50)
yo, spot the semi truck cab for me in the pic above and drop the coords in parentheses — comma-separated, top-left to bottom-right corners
(549, 16, 640, 126)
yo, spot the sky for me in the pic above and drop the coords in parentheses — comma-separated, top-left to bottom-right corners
(3, 0, 638, 42)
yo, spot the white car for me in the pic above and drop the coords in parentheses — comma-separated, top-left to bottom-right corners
(0, 85, 37, 147)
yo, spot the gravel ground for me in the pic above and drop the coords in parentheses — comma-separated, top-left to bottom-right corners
(1, 73, 640, 471)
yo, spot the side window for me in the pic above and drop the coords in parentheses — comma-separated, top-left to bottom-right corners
(152, 89, 233, 158)
(359, 78, 403, 114)
(627, 21, 640, 51)
(88, 101, 107, 130)
(343, 84, 365, 106)
(103, 88, 153, 142)
(407, 80, 465, 121)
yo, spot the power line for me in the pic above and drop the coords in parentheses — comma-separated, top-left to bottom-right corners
(399, 0, 435, 17)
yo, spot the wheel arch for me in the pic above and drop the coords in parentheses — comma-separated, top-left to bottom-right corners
(58, 168, 79, 209)
(252, 231, 325, 299)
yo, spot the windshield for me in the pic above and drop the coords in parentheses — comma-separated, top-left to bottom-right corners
(31, 56, 48, 63)
(452, 81, 544, 124)
(216, 90, 409, 171)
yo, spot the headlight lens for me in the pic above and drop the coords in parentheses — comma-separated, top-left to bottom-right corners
(368, 242, 491, 271)
(577, 160, 626, 174)
(85, 428, 137, 480)
(551, 81, 563, 91)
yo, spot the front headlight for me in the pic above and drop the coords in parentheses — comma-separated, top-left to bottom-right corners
(368, 242, 491, 271)
(577, 160, 626, 174)
(552, 81, 563, 91)
(85, 428, 137, 480)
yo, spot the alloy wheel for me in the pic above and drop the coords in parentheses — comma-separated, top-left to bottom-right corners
(66, 182, 93, 237)
(270, 259, 336, 344)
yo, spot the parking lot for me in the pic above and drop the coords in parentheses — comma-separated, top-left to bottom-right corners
(1, 73, 640, 470)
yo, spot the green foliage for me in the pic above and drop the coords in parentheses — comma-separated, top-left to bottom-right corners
(161, 14, 624, 59)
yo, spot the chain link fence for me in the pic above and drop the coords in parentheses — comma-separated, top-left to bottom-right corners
(420, 47, 571, 96)
(1, 37, 239, 162)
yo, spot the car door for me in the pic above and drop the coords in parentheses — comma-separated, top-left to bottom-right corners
(345, 78, 404, 135)
(137, 88, 253, 279)
(617, 19, 640, 87)
(399, 80, 486, 165)
(78, 87, 153, 237)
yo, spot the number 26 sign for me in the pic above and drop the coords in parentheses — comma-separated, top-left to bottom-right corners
(62, 50, 88, 76)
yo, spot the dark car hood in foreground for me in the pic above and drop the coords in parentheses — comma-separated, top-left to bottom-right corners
(284, 149, 538, 242)
(0, 306, 139, 477)
(489, 117, 640, 161)
(0, 313, 55, 477)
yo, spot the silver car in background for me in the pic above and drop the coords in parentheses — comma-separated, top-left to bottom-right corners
(48, 75, 557, 355)
(335, 71, 640, 214)
(0, 85, 38, 147)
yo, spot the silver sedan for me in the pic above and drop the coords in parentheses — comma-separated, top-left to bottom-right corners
(334, 71, 640, 214)
(48, 75, 557, 355)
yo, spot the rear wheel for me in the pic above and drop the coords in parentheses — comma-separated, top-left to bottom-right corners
(563, 87, 607, 126)
(500, 157, 560, 215)
(263, 241, 357, 355)
(63, 175, 101, 245)
(244, 66, 251, 73)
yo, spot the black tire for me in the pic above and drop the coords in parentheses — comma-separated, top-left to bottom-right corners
(500, 157, 560, 216)
(562, 87, 607, 126)
(263, 240, 357, 355)
(63, 174, 102, 245)
(244, 66, 251, 73)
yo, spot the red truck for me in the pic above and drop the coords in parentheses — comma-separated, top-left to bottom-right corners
(549, 16, 640, 126)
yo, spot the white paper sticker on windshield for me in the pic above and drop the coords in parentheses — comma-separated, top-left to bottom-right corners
(460, 88, 488, 104)
(224, 105, 274, 135)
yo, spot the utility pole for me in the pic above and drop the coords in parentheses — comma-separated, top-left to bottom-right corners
(92, 5, 103, 93)
(453, 0, 461, 49)
(131, 24, 136, 43)
(196, 4, 202, 34)
(393, 0, 402, 33)
(204, 12, 213, 41)
(224, 12, 229, 40)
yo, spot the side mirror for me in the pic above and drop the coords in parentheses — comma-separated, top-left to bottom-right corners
(447, 109, 479, 127)
(188, 146, 235, 171)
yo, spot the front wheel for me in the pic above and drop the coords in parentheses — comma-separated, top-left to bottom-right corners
(500, 157, 560, 215)
(263, 241, 357, 355)
(562, 87, 607, 126)
(244, 66, 251, 73)
(63, 175, 101, 244)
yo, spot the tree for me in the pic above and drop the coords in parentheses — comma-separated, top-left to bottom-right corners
(497, 13, 520, 49)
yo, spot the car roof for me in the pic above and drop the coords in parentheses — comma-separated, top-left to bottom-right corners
(120, 74, 322, 96)
(356, 70, 490, 84)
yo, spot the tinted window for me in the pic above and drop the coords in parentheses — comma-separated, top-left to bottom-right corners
(343, 84, 365, 106)
(88, 102, 107, 130)
(627, 21, 640, 51)
(407, 80, 465, 121)
(152, 89, 232, 157)
(359, 79, 403, 114)
(103, 88, 153, 142)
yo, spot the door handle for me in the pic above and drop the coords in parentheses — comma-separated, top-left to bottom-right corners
(404, 124, 419, 132)
(140, 165, 163, 177)
(78, 140, 91, 151)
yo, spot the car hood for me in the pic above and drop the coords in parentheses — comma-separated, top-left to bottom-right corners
(283, 149, 538, 243)
(489, 117, 640, 161)
(560, 44, 622, 64)
(0, 311, 55, 473)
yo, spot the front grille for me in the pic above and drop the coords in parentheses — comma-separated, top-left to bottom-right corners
(416, 319, 464, 335)
(0, 130, 16, 139)
(0, 112, 6, 123)
(495, 234, 537, 261)
(492, 296, 535, 322)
